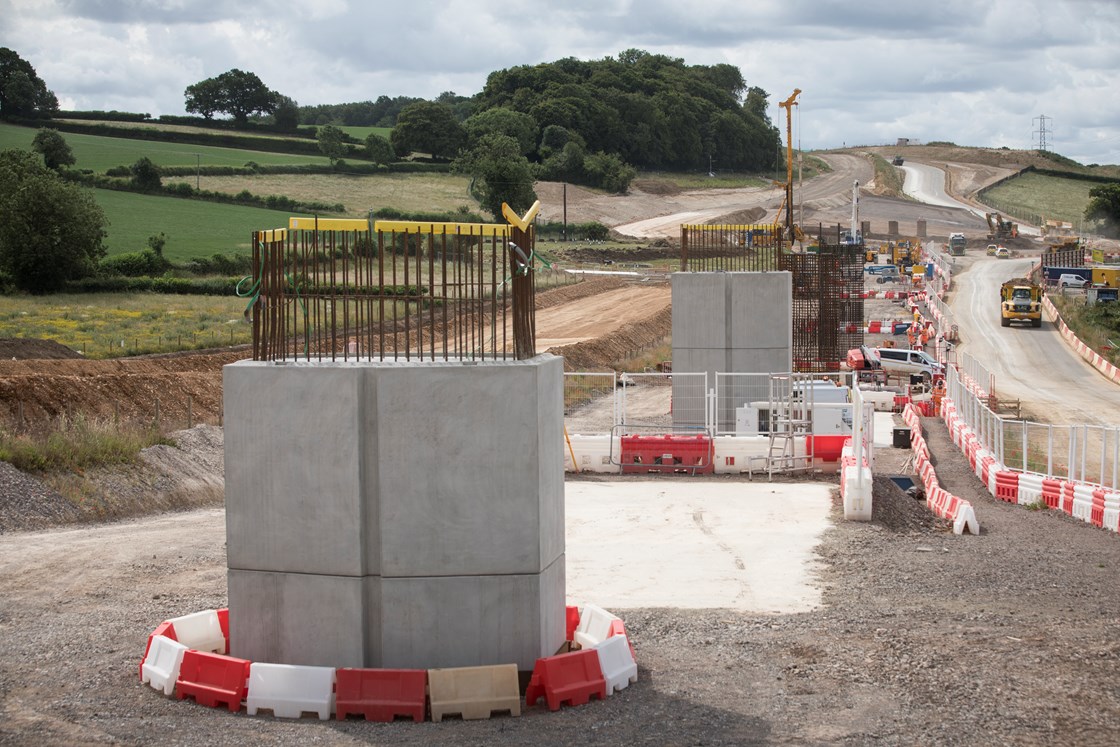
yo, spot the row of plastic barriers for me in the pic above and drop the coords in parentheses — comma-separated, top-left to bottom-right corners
(140, 603, 637, 722)
(940, 398, 1120, 534)
(903, 403, 980, 535)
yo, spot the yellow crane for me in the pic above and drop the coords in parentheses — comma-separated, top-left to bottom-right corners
(777, 88, 803, 243)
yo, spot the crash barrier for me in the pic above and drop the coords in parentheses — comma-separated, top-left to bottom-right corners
(246, 663, 335, 720)
(141, 635, 189, 696)
(176, 650, 252, 712)
(840, 440, 873, 521)
(940, 399, 1120, 533)
(428, 664, 522, 722)
(564, 434, 865, 475)
(593, 633, 639, 694)
(620, 434, 713, 474)
(904, 403, 980, 535)
(335, 668, 427, 722)
(524, 649, 607, 711)
(526, 607, 638, 711)
(140, 603, 636, 722)
(949, 353, 1120, 489)
(165, 609, 225, 654)
(1043, 296, 1120, 386)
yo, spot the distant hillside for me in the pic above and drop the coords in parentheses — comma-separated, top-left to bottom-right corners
(860, 143, 1119, 177)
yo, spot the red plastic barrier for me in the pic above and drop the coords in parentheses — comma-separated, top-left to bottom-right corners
(1091, 489, 1107, 528)
(216, 608, 229, 655)
(868, 321, 882, 333)
(1041, 478, 1062, 510)
(607, 618, 638, 661)
(140, 621, 177, 680)
(980, 456, 996, 486)
(565, 606, 581, 642)
(175, 650, 251, 712)
(994, 471, 1020, 503)
(335, 668, 427, 722)
(1061, 482, 1076, 515)
(620, 434, 713, 474)
(806, 434, 847, 462)
(525, 649, 607, 711)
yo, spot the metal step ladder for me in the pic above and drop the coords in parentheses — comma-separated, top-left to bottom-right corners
(767, 373, 815, 478)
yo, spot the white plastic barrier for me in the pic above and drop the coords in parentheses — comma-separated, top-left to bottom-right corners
(564, 435, 618, 474)
(1017, 473, 1044, 506)
(712, 436, 772, 474)
(245, 662, 335, 720)
(141, 635, 189, 696)
(1104, 491, 1120, 532)
(592, 633, 638, 694)
(573, 604, 622, 649)
(841, 462, 873, 521)
(1072, 484, 1096, 524)
(165, 609, 225, 654)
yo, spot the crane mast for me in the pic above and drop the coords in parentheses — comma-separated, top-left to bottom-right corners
(777, 88, 801, 242)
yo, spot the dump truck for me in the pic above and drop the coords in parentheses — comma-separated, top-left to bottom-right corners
(1091, 267, 1120, 287)
(1000, 278, 1042, 328)
(948, 233, 967, 256)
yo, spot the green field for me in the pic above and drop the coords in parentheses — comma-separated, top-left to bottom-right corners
(338, 126, 393, 141)
(984, 171, 1100, 226)
(0, 122, 332, 172)
(93, 189, 307, 259)
(0, 293, 251, 358)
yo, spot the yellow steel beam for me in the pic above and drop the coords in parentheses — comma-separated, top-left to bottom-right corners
(373, 221, 510, 236)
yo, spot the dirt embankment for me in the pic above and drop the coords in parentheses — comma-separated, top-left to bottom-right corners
(0, 276, 673, 430)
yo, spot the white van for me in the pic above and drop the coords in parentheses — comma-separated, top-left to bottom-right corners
(872, 347, 943, 381)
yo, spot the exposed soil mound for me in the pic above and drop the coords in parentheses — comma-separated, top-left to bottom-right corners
(630, 177, 683, 196)
(705, 207, 767, 225)
(871, 473, 951, 533)
(0, 338, 83, 360)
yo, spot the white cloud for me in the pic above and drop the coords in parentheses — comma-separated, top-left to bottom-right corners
(0, 0, 1117, 163)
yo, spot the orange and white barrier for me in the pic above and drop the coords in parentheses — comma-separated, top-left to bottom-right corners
(1043, 296, 1120, 386)
(142, 603, 636, 722)
(941, 395, 1120, 534)
(904, 403, 979, 535)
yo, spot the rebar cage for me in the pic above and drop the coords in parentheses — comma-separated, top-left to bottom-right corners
(679, 224, 864, 372)
(248, 216, 537, 362)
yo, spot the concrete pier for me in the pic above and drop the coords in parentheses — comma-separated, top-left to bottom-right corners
(223, 355, 566, 670)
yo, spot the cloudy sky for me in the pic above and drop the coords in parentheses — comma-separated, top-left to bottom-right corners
(3, 0, 1119, 165)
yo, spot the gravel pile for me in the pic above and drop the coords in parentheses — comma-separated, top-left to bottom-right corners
(0, 461, 81, 531)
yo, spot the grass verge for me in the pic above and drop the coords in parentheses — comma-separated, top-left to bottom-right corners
(870, 154, 906, 198)
(0, 415, 173, 473)
(0, 122, 331, 172)
(983, 171, 1099, 227)
(0, 292, 253, 359)
(92, 188, 309, 259)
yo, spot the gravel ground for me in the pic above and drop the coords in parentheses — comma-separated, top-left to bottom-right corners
(1, 416, 1118, 746)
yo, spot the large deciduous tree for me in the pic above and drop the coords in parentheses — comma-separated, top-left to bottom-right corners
(0, 48, 58, 119)
(1085, 184, 1120, 238)
(390, 102, 465, 161)
(0, 149, 106, 293)
(31, 128, 75, 170)
(463, 108, 538, 156)
(316, 124, 347, 167)
(454, 134, 536, 219)
(364, 133, 394, 166)
(184, 69, 279, 127)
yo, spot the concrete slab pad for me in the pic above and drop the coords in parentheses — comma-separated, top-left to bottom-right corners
(564, 481, 832, 613)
